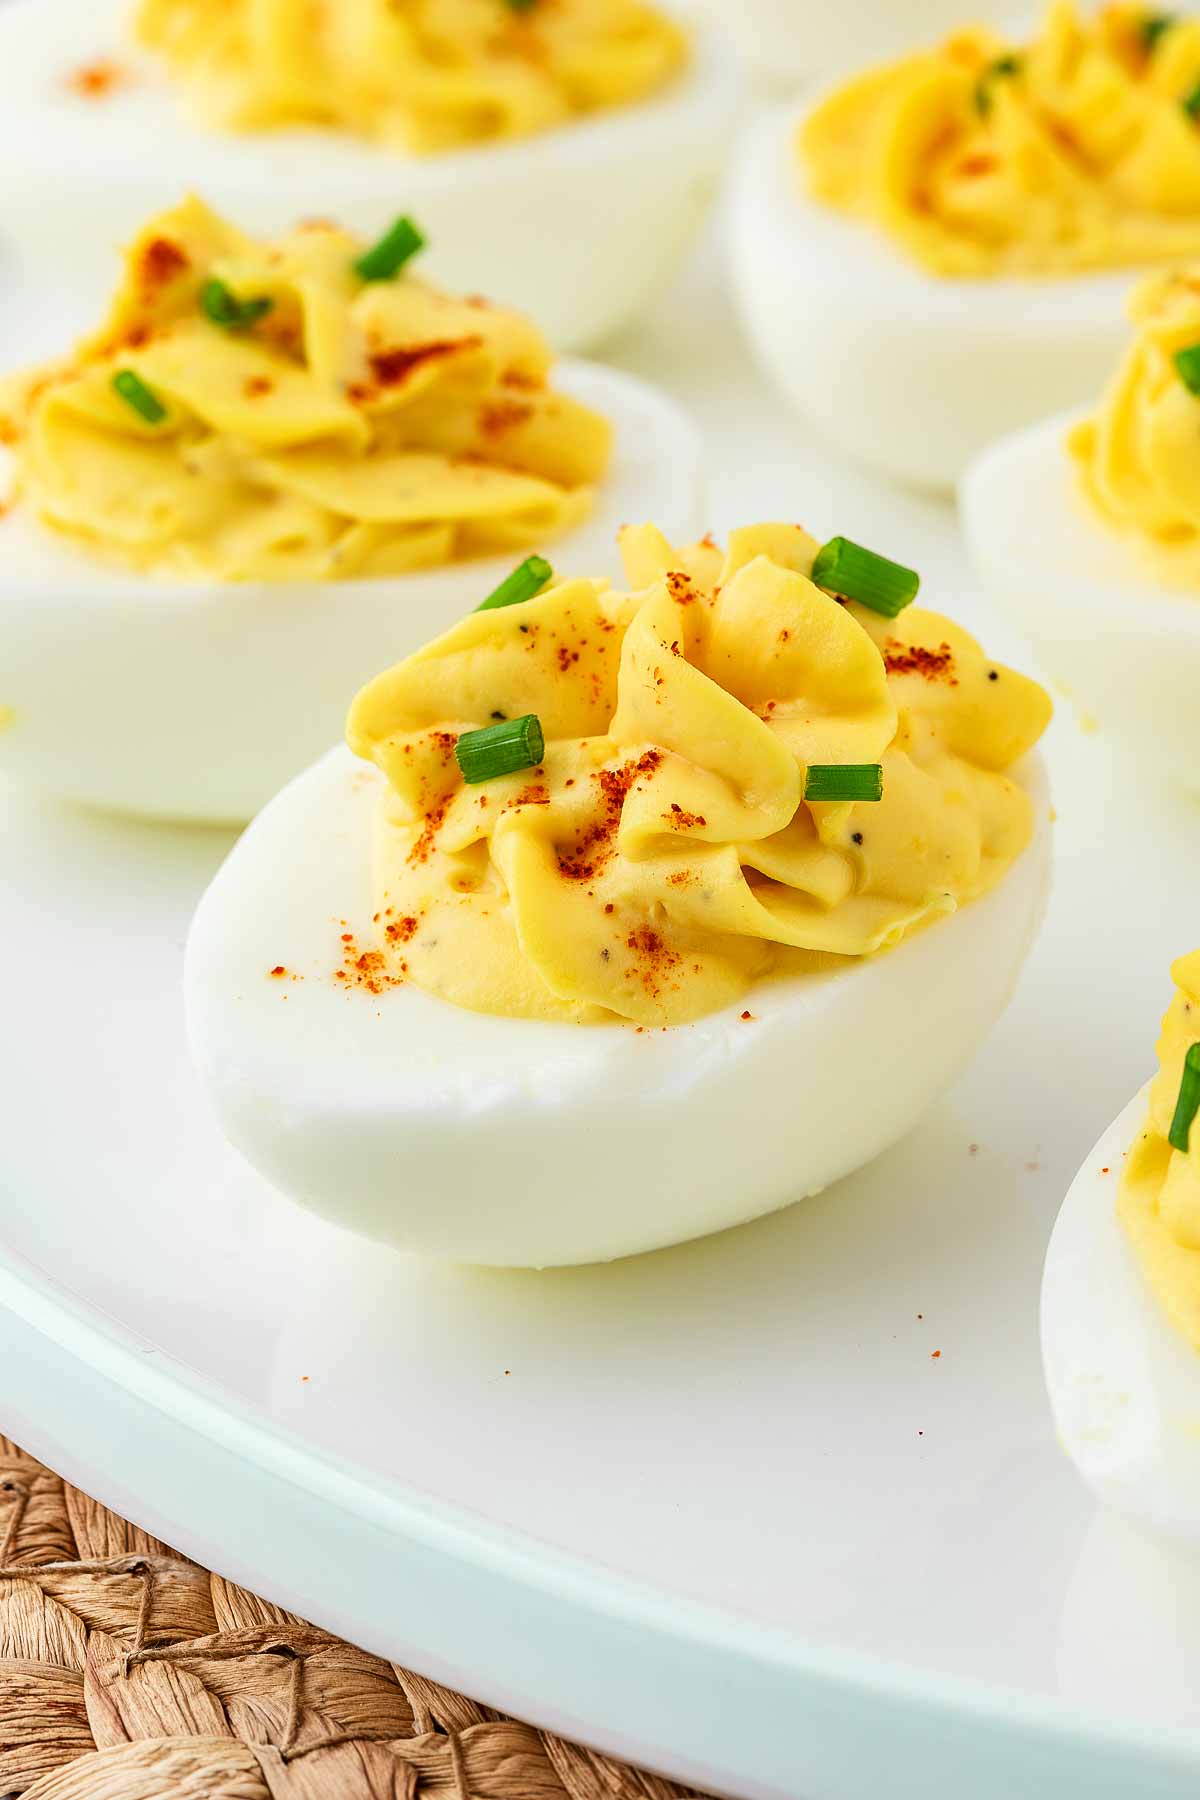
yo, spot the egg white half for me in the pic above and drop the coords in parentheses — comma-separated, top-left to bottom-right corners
(960, 413, 1200, 781)
(185, 744, 1051, 1269)
(0, 360, 703, 824)
(730, 106, 1134, 492)
(0, 0, 740, 353)
(1042, 1085, 1200, 1551)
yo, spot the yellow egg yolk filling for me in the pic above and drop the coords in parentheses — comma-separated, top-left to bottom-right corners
(347, 523, 1052, 1027)
(1069, 265, 1200, 563)
(0, 196, 611, 582)
(801, 1, 1200, 278)
(1120, 951, 1200, 1350)
(135, 0, 688, 153)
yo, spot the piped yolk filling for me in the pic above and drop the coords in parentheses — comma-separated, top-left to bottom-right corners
(802, 1, 1200, 278)
(1120, 950, 1200, 1350)
(0, 196, 611, 581)
(135, 0, 688, 153)
(347, 522, 1051, 1027)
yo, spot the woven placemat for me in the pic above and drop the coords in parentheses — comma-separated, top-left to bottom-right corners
(0, 1436, 708, 1799)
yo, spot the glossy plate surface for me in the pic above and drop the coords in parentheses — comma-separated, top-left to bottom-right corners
(5, 225, 1200, 1800)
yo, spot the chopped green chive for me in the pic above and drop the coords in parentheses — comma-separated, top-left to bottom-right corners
(111, 368, 166, 425)
(974, 53, 1022, 116)
(353, 215, 426, 283)
(1169, 1043, 1200, 1152)
(804, 763, 884, 804)
(1184, 79, 1200, 120)
(1174, 342, 1200, 394)
(810, 536, 920, 618)
(455, 713, 544, 784)
(201, 277, 273, 331)
(505, 0, 538, 12)
(476, 554, 553, 612)
(1141, 12, 1176, 52)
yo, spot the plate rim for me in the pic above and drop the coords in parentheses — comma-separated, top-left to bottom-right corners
(4, 1222, 1200, 1799)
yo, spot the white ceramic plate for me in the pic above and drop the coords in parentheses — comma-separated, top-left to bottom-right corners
(6, 224, 1200, 1800)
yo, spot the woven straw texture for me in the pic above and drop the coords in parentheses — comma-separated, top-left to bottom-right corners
(0, 1437, 707, 1800)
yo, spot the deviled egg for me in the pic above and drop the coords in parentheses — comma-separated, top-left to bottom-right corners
(186, 521, 1052, 1268)
(0, 0, 739, 351)
(732, 2, 1200, 490)
(961, 265, 1200, 777)
(1043, 952, 1200, 1547)
(0, 196, 702, 823)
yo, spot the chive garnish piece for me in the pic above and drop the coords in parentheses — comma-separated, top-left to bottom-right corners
(1184, 79, 1200, 120)
(353, 215, 426, 283)
(810, 536, 920, 617)
(1141, 12, 1176, 52)
(476, 554, 553, 612)
(1174, 343, 1200, 394)
(1169, 1043, 1200, 1152)
(201, 277, 273, 331)
(974, 53, 1022, 116)
(505, 0, 538, 12)
(111, 368, 166, 425)
(455, 714, 544, 784)
(804, 763, 884, 804)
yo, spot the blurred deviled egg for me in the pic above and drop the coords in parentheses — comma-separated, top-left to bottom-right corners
(962, 264, 1200, 778)
(0, 195, 702, 823)
(0, 0, 739, 351)
(187, 521, 1052, 1268)
(733, 2, 1200, 490)
(1043, 952, 1200, 1547)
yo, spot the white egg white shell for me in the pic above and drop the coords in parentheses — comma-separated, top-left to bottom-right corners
(0, 0, 740, 354)
(961, 414, 1200, 781)
(730, 106, 1133, 492)
(185, 744, 1052, 1269)
(0, 360, 703, 824)
(689, 0, 1012, 94)
(1042, 1085, 1200, 1551)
